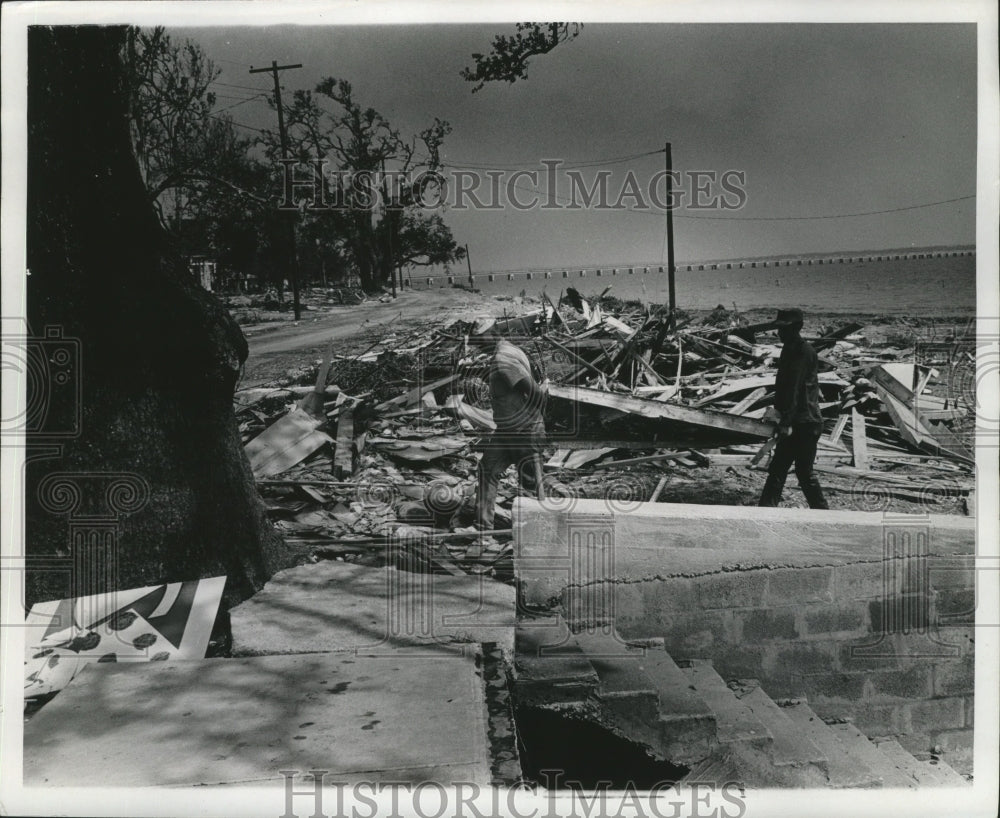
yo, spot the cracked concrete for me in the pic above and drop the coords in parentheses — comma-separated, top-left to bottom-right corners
(513, 499, 974, 607)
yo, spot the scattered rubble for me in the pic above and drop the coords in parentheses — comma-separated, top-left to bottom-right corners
(236, 289, 976, 576)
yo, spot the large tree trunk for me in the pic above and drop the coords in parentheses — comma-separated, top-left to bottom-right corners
(25, 26, 291, 610)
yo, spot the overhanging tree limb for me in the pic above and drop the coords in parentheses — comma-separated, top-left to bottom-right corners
(461, 22, 583, 92)
(149, 171, 270, 204)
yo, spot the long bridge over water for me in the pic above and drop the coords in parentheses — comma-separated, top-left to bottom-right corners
(419, 248, 975, 285)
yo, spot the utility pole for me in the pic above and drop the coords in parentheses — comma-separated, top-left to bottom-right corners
(251, 60, 303, 319)
(665, 142, 677, 326)
(387, 215, 396, 299)
(380, 159, 397, 299)
(465, 244, 474, 287)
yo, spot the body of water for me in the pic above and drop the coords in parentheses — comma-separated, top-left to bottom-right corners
(413, 253, 977, 316)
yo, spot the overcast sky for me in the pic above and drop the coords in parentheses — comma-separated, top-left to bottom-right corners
(177, 23, 977, 271)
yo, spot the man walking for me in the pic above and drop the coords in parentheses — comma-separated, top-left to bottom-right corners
(758, 308, 829, 509)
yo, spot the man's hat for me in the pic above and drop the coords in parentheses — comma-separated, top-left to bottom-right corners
(773, 308, 804, 326)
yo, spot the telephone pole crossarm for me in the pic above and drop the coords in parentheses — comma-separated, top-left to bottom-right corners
(251, 60, 304, 318)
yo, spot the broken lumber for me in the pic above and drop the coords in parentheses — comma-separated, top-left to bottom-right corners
(828, 415, 849, 446)
(333, 406, 355, 479)
(649, 476, 669, 502)
(235, 385, 342, 404)
(851, 409, 869, 471)
(749, 436, 777, 466)
(246, 408, 333, 478)
(586, 451, 692, 470)
(727, 387, 767, 416)
(875, 384, 972, 464)
(542, 335, 606, 379)
(375, 373, 460, 412)
(298, 342, 335, 418)
(547, 383, 774, 439)
(693, 372, 846, 408)
(546, 448, 618, 469)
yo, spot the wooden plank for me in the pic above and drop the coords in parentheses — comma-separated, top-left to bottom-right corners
(828, 414, 849, 445)
(874, 383, 927, 449)
(547, 383, 774, 438)
(851, 409, 869, 471)
(649, 476, 669, 502)
(749, 437, 776, 466)
(810, 463, 973, 491)
(547, 447, 618, 469)
(871, 364, 930, 407)
(635, 349, 663, 386)
(693, 372, 845, 408)
(727, 387, 767, 416)
(375, 374, 460, 412)
(875, 384, 972, 463)
(298, 342, 336, 418)
(588, 451, 691, 470)
(542, 335, 606, 378)
(333, 406, 355, 479)
(710, 452, 844, 467)
(550, 439, 666, 451)
(924, 420, 974, 463)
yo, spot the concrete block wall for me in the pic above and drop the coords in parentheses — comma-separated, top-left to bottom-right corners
(513, 499, 977, 774)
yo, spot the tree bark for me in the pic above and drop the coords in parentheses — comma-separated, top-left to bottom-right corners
(25, 26, 291, 610)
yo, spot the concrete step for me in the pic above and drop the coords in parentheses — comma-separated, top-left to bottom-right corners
(922, 756, 970, 787)
(824, 722, 918, 788)
(780, 701, 885, 788)
(875, 739, 970, 787)
(680, 662, 773, 749)
(634, 642, 718, 766)
(513, 614, 599, 707)
(572, 632, 716, 765)
(735, 686, 827, 783)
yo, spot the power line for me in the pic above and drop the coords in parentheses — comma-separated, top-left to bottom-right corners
(442, 148, 662, 172)
(206, 112, 269, 133)
(672, 195, 976, 221)
(212, 92, 266, 102)
(500, 179, 975, 223)
(213, 95, 268, 114)
(211, 80, 273, 93)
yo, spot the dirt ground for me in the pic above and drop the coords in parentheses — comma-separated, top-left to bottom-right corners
(239, 287, 525, 387)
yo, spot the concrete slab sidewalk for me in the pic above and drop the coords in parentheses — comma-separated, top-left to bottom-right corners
(24, 651, 491, 787)
(229, 562, 516, 656)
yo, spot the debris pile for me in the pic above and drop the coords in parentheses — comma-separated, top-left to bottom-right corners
(225, 286, 395, 327)
(237, 289, 976, 575)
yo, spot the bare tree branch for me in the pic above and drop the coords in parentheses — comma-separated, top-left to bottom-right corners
(460, 22, 582, 93)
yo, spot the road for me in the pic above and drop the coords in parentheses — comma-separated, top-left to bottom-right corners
(241, 288, 505, 386)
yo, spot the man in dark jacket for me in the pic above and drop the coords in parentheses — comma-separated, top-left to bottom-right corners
(758, 308, 829, 509)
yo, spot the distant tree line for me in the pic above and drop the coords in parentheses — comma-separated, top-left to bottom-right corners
(122, 27, 465, 295)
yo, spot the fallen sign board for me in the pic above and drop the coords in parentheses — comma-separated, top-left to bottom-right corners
(546, 383, 775, 440)
(24, 576, 226, 698)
